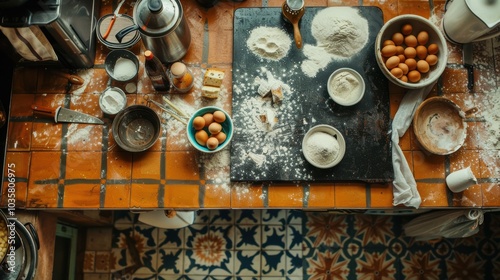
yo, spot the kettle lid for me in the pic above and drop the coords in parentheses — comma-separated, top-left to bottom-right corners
(135, 0, 182, 36)
(466, 0, 500, 28)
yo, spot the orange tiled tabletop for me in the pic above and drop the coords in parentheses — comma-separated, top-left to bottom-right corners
(2, 0, 499, 210)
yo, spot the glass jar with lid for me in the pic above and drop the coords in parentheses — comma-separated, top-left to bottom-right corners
(169, 62, 194, 93)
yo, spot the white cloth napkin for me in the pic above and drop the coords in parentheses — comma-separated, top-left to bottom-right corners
(391, 83, 435, 208)
(0, 26, 58, 61)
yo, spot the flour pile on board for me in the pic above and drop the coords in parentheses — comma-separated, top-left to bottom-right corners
(302, 7, 369, 77)
(246, 26, 292, 61)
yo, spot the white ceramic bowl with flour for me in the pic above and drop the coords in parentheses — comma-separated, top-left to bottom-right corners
(327, 68, 365, 106)
(302, 125, 346, 169)
(100, 87, 127, 116)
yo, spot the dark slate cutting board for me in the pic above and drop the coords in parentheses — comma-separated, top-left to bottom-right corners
(230, 7, 394, 183)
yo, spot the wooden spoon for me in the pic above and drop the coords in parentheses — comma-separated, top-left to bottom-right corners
(282, 1, 305, 49)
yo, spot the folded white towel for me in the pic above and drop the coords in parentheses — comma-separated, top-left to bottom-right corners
(0, 25, 58, 61)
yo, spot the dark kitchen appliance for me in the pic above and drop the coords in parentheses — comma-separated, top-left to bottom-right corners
(0, 0, 101, 68)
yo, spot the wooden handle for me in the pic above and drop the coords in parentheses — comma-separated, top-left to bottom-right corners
(102, 15, 117, 40)
(293, 22, 302, 49)
(32, 105, 58, 120)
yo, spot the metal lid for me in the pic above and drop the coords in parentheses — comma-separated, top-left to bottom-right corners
(134, 0, 182, 36)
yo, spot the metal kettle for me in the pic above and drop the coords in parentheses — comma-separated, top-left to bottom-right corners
(442, 0, 500, 44)
(116, 0, 191, 63)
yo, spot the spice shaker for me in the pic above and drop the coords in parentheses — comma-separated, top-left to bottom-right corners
(170, 62, 194, 93)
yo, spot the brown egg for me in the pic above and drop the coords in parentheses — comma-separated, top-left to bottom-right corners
(405, 58, 417, 71)
(206, 137, 219, 150)
(390, 67, 404, 79)
(400, 75, 408, 82)
(392, 33, 404, 46)
(396, 46, 405, 55)
(398, 54, 406, 62)
(208, 122, 222, 134)
(417, 60, 430, 73)
(213, 110, 226, 123)
(398, 63, 409, 75)
(404, 47, 417, 59)
(401, 24, 413, 35)
(192, 116, 205, 130)
(214, 131, 227, 144)
(381, 45, 397, 57)
(417, 31, 429, 45)
(195, 130, 209, 146)
(385, 56, 400, 69)
(404, 35, 418, 47)
(427, 43, 439, 55)
(408, 70, 421, 83)
(383, 40, 395, 46)
(426, 54, 438, 66)
(202, 113, 214, 127)
(416, 45, 428, 60)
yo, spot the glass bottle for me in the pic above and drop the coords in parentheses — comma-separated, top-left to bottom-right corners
(170, 62, 194, 93)
(144, 50, 170, 92)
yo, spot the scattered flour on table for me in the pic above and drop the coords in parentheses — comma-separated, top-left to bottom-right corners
(246, 26, 292, 61)
(302, 7, 369, 77)
(70, 69, 94, 95)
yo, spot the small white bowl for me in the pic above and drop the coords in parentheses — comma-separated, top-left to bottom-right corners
(302, 124, 346, 169)
(99, 87, 127, 116)
(327, 68, 365, 106)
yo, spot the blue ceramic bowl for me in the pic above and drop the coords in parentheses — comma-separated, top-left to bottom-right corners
(186, 106, 233, 153)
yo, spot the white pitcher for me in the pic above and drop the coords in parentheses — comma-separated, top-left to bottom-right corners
(442, 0, 500, 44)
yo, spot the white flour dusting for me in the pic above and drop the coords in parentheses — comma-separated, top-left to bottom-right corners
(302, 7, 369, 77)
(246, 26, 292, 61)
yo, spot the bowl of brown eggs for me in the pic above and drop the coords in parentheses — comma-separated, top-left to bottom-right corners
(187, 106, 233, 153)
(375, 14, 448, 89)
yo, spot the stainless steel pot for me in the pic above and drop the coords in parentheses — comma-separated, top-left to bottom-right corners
(116, 0, 191, 63)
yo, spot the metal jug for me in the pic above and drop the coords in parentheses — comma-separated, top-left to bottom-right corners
(116, 0, 191, 63)
(442, 0, 500, 44)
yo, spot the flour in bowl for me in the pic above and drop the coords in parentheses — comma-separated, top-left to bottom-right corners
(304, 131, 339, 165)
(246, 26, 292, 61)
(329, 71, 362, 103)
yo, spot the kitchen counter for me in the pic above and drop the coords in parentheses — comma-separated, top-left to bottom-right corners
(1, 0, 499, 210)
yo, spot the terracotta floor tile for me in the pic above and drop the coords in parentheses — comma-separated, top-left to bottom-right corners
(207, 11, 233, 64)
(482, 183, 500, 207)
(448, 149, 480, 179)
(65, 152, 103, 179)
(164, 184, 200, 208)
(103, 184, 131, 208)
(11, 67, 38, 94)
(474, 68, 497, 94)
(479, 150, 500, 179)
(30, 123, 62, 151)
(409, 127, 423, 151)
(452, 184, 482, 207)
(268, 184, 304, 208)
(37, 69, 77, 94)
(130, 184, 160, 208)
(327, 0, 358, 7)
(9, 94, 35, 117)
(335, 182, 367, 208)
(203, 184, 231, 208)
(132, 152, 163, 180)
(307, 183, 335, 209)
(417, 182, 448, 207)
(463, 122, 481, 150)
(231, 183, 265, 208)
(63, 183, 101, 208)
(70, 93, 103, 119)
(165, 151, 200, 180)
(28, 151, 62, 208)
(441, 67, 468, 94)
(65, 124, 104, 151)
(404, 150, 413, 173)
(1, 152, 30, 208)
(412, 150, 445, 179)
(441, 91, 475, 113)
(446, 41, 463, 65)
(397, 0, 431, 18)
(106, 152, 133, 180)
(399, 129, 411, 151)
(7, 122, 32, 151)
(369, 183, 394, 208)
(364, 0, 398, 22)
(181, 1, 206, 64)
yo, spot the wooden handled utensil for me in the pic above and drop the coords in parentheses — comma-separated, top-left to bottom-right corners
(282, 0, 305, 49)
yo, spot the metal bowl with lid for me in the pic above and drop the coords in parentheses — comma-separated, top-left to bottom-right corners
(97, 14, 140, 49)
